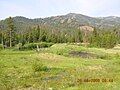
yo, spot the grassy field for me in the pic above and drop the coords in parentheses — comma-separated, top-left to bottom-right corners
(0, 44, 120, 90)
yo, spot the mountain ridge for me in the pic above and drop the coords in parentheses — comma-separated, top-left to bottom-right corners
(1, 13, 120, 32)
(1, 13, 120, 21)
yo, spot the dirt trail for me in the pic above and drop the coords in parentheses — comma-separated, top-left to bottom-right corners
(69, 51, 97, 58)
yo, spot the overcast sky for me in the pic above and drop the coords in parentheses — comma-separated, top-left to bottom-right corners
(0, 0, 120, 19)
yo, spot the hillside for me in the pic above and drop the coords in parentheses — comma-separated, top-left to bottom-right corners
(1, 13, 120, 32)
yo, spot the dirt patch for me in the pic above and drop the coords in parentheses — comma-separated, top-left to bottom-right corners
(36, 53, 66, 62)
(69, 51, 97, 59)
(87, 65, 103, 71)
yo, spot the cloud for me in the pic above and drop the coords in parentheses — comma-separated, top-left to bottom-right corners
(0, 0, 120, 19)
(0, 0, 32, 19)
(74, 0, 120, 16)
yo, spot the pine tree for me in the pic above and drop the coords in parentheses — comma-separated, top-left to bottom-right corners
(6, 17, 15, 47)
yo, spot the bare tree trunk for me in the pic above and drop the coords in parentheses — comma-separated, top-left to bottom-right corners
(36, 45, 40, 52)
(1, 32, 4, 46)
(10, 30, 12, 47)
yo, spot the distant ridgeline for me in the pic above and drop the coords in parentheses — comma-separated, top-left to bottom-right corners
(0, 13, 120, 49)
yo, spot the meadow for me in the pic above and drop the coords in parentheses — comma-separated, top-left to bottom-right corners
(0, 43, 120, 90)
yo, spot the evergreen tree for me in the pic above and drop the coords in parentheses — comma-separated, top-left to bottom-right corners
(6, 17, 15, 47)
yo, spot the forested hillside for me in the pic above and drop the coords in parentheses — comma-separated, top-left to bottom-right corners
(0, 13, 120, 49)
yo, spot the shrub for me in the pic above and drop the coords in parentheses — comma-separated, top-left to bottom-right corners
(20, 42, 54, 50)
(32, 61, 48, 72)
(14, 43, 23, 50)
(21, 43, 36, 50)
(0, 44, 4, 50)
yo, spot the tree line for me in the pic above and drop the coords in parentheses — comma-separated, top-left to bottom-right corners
(0, 17, 119, 49)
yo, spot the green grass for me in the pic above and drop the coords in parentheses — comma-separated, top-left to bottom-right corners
(0, 44, 120, 90)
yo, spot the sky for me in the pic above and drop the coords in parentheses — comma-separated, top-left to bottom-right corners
(0, 0, 120, 19)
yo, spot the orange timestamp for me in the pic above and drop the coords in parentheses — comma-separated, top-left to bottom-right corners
(77, 78, 113, 83)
